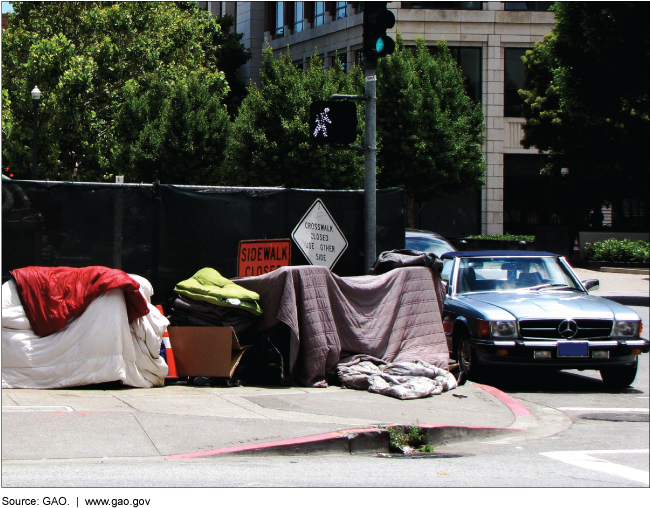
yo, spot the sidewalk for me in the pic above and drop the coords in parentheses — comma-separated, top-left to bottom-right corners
(572, 267, 650, 307)
(1, 379, 567, 462)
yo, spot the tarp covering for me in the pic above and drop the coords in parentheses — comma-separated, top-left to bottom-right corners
(2, 274, 168, 389)
(235, 265, 448, 387)
(10, 266, 149, 337)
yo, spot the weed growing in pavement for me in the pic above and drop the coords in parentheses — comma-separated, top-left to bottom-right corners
(388, 425, 435, 454)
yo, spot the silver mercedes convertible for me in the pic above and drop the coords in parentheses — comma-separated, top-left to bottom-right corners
(439, 250, 649, 388)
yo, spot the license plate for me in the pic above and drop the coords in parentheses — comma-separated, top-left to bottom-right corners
(557, 341, 589, 357)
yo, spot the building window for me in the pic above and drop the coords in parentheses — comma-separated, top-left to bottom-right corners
(426, 46, 483, 104)
(355, 49, 364, 67)
(294, 2, 304, 33)
(314, 2, 326, 26)
(504, 48, 529, 117)
(294, 60, 304, 71)
(504, 2, 554, 11)
(332, 52, 347, 72)
(401, 2, 483, 9)
(335, 2, 347, 20)
(274, 1, 284, 37)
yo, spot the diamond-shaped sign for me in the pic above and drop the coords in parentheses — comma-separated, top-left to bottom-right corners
(291, 199, 348, 270)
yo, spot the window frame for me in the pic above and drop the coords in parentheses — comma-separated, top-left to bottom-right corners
(314, 1, 326, 27)
(275, 1, 284, 38)
(294, 1, 304, 33)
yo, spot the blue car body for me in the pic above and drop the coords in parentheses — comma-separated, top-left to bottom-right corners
(439, 250, 649, 385)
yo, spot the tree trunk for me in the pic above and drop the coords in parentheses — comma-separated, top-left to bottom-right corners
(406, 195, 415, 229)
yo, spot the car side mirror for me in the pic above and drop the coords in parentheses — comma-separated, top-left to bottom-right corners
(582, 279, 599, 291)
(440, 280, 449, 295)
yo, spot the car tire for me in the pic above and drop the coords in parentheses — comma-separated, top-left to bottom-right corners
(599, 358, 638, 389)
(457, 333, 484, 382)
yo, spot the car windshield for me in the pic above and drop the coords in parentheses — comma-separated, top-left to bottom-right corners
(455, 256, 582, 294)
(406, 236, 455, 257)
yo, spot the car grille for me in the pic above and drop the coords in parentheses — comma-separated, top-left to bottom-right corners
(519, 319, 613, 340)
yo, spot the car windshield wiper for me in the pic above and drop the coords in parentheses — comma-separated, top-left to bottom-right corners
(520, 283, 575, 291)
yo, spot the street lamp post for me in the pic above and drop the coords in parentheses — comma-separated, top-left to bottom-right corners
(31, 86, 41, 180)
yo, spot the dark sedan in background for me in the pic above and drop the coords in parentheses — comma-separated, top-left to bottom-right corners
(405, 229, 457, 258)
(439, 250, 649, 388)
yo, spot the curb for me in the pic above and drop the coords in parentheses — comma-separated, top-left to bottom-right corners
(602, 295, 650, 307)
(600, 267, 649, 275)
(164, 424, 523, 460)
(165, 383, 531, 460)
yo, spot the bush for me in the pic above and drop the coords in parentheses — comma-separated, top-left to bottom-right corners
(465, 234, 535, 243)
(583, 238, 649, 263)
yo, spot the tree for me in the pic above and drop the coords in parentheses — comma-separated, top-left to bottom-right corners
(376, 36, 486, 227)
(1, 1, 249, 183)
(520, 2, 649, 224)
(112, 73, 231, 185)
(221, 47, 365, 190)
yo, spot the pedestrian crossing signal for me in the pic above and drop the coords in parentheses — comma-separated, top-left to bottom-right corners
(309, 100, 358, 145)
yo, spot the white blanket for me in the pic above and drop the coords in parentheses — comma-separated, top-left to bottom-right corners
(2, 274, 169, 389)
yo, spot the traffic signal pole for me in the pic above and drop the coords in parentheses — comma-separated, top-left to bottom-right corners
(364, 62, 377, 274)
(310, 3, 394, 273)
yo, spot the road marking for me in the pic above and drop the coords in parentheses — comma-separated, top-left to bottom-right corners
(556, 407, 648, 412)
(2, 406, 74, 412)
(541, 449, 649, 485)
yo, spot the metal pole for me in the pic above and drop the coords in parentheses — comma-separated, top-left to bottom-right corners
(364, 62, 377, 273)
(31, 98, 39, 180)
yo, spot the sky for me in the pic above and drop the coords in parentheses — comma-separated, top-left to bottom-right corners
(2, 2, 14, 14)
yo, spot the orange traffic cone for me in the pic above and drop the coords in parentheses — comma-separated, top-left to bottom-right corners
(155, 305, 177, 378)
(571, 237, 581, 261)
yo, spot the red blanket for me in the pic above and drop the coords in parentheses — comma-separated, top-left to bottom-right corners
(11, 266, 149, 337)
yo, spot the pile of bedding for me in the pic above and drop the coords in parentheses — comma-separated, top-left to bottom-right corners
(168, 268, 262, 333)
(2, 266, 169, 389)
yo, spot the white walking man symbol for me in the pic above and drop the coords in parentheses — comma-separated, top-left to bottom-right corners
(312, 107, 331, 138)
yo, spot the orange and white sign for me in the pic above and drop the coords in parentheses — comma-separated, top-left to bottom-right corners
(237, 239, 291, 277)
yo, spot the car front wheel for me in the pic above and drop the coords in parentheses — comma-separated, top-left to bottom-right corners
(599, 358, 638, 389)
(457, 333, 484, 382)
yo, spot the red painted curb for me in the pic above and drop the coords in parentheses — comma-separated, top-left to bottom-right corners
(473, 383, 532, 416)
(165, 427, 378, 460)
(164, 423, 523, 461)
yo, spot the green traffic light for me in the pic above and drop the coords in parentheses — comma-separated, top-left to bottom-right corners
(376, 38, 385, 53)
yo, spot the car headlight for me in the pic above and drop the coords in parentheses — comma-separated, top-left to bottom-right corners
(478, 319, 517, 338)
(613, 321, 641, 337)
(490, 321, 517, 338)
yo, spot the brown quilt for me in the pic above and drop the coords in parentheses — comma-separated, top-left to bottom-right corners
(235, 265, 448, 387)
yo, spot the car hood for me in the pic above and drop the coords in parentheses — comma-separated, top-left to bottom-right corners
(461, 291, 636, 320)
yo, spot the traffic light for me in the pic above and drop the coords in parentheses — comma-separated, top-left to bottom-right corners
(363, 2, 396, 64)
(309, 100, 358, 145)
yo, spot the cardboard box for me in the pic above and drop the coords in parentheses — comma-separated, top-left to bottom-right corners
(167, 326, 249, 378)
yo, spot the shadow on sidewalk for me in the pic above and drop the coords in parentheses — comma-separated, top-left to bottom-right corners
(474, 369, 645, 396)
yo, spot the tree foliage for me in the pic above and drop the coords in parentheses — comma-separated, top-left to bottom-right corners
(1, 1, 248, 182)
(376, 36, 485, 224)
(520, 2, 649, 208)
(221, 47, 365, 189)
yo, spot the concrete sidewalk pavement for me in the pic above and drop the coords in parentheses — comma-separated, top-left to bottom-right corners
(572, 267, 649, 307)
(1, 379, 568, 462)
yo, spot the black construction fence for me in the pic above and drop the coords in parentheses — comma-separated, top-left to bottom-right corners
(2, 180, 406, 303)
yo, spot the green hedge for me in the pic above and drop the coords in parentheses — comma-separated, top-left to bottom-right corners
(583, 238, 649, 263)
(465, 234, 535, 243)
